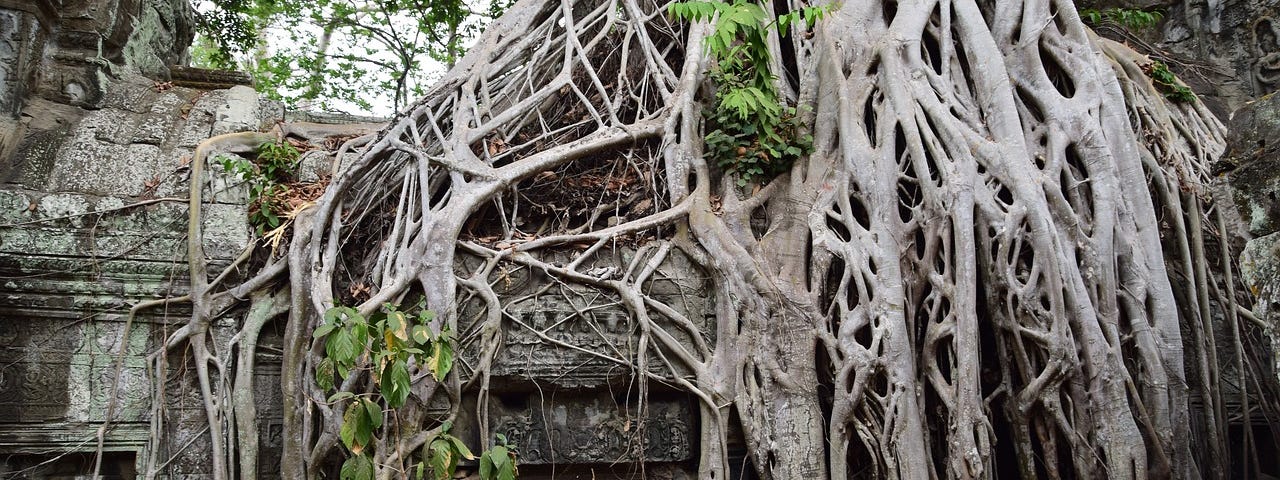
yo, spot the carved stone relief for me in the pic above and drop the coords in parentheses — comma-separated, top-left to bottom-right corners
(486, 393, 694, 465)
(458, 248, 713, 390)
(452, 247, 707, 474)
(1157, 0, 1280, 115)
(1255, 16, 1280, 94)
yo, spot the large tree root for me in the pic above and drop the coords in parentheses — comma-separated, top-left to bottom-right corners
(118, 0, 1280, 478)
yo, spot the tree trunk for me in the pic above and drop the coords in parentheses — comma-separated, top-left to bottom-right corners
(145, 0, 1280, 478)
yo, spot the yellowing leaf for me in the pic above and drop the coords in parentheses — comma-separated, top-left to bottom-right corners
(388, 311, 409, 341)
(427, 339, 454, 380)
(412, 324, 432, 345)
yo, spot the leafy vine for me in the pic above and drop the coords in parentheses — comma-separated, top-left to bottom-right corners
(1079, 7, 1163, 31)
(219, 140, 301, 235)
(1145, 60, 1196, 103)
(315, 303, 517, 480)
(668, 1, 824, 186)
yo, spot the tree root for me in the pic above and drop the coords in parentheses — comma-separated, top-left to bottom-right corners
(118, 0, 1280, 479)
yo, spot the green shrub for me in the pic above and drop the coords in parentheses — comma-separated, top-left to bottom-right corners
(669, 1, 824, 186)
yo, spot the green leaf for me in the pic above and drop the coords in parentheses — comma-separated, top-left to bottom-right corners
(340, 406, 359, 449)
(327, 329, 356, 365)
(313, 323, 335, 339)
(316, 357, 336, 391)
(482, 445, 517, 480)
(325, 306, 360, 325)
(804, 6, 822, 29)
(328, 391, 356, 402)
(354, 406, 374, 447)
(363, 398, 383, 429)
(427, 338, 454, 380)
(340, 454, 374, 480)
(429, 440, 456, 480)
(412, 324, 432, 345)
(489, 446, 509, 471)
(418, 309, 437, 324)
(479, 453, 493, 479)
(351, 320, 370, 348)
(449, 435, 475, 460)
(382, 359, 412, 408)
(388, 310, 408, 339)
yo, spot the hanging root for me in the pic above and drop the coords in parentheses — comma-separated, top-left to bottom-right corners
(122, 0, 1279, 478)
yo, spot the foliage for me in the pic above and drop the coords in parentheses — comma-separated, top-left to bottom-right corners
(192, 0, 512, 113)
(668, 1, 822, 186)
(417, 422, 474, 480)
(316, 302, 512, 479)
(1079, 7, 1163, 31)
(314, 302, 451, 407)
(1144, 60, 1196, 103)
(192, 0, 265, 69)
(219, 140, 301, 236)
(478, 434, 518, 480)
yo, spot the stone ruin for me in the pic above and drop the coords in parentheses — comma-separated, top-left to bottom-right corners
(0, 55, 716, 474)
(1, 0, 1279, 478)
(0, 1, 716, 477)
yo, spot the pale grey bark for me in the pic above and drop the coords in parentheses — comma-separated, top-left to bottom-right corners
(124, 0, 1274, 478)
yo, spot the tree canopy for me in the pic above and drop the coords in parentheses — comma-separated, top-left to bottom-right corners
(192, 0, 509, 112)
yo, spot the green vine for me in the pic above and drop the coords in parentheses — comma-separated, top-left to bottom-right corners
(1079, 7, 1163, 31)
(477, 434, 519, 480)
(1144, 60, 1196, 103)
(316, 303, 518, 480)
(668, 0, 824, 186)
(219, 140, 300, 236)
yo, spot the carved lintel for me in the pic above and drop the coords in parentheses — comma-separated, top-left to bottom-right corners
(169, 66, 254, 90)
(478, 393, 695, 465)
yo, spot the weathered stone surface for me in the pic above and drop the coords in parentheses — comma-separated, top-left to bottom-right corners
(1082, 0, 1280, 116)
(480, 393, 695, 465)
(1225, 92, 1280, 385)
(169, 65, 254, 90)
(296, 149, 336, 183)
(0, 8, 42, 118)
(212, 85, 264, 136)
(1157, 0, 1280, 116)
(0, 0, 194, 125)
(0, 71, 265, 476)
(459, 249, 713, 390)
(1240, 232, 1280, 374)
(1225, 93, 1280, 236)
(444, 248, 707, 473)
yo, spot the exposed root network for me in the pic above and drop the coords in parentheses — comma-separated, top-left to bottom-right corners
(119, 0, 1280, 479)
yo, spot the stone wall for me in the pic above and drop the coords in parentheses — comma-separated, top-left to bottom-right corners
(12, 0, 1280, 478)
(1224, 93, 1280, 378)
(0, 71, 270, 476)
(0, 3, 206, 472)
(0, 0, 194, 163)
(451, 251, 709, 478)
(1083, 0, 1280, 117)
